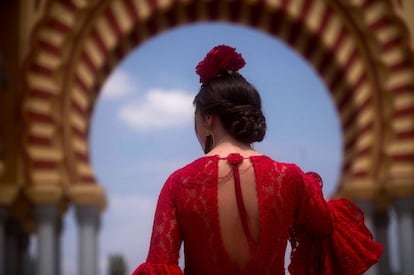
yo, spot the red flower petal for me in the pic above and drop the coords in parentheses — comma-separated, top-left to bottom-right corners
(196, 45, 246, 84)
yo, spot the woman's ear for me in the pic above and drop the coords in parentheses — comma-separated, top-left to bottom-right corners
(205, 115, 214, 129)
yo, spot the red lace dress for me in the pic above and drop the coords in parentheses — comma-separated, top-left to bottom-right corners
(132, 154, 382, 275)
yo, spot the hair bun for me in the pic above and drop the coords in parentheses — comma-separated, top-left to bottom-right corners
(195, 45, 246, 84)
(227, 107, 266, 144)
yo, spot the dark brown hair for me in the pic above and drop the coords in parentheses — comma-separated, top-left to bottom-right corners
(193, 73, 266, 144)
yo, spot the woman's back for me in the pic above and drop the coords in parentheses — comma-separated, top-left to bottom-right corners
(169, 154, 317, 274)
(217, 155, 260, 270)
(133, 153, 382, 275)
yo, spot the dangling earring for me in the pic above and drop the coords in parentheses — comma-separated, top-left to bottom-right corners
(204, 130, 215, 154)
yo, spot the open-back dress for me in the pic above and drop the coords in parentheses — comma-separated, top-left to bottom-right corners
(132, 153, 382, 275)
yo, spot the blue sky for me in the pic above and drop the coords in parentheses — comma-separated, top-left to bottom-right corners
(61, 23, 343, 274)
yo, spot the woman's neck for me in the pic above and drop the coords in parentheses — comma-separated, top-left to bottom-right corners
(205, 135, 259, 157)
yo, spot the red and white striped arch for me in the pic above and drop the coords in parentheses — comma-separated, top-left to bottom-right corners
(22, 0, 414, 204)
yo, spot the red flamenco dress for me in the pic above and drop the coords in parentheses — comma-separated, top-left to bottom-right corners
(132, 153, 382, 275)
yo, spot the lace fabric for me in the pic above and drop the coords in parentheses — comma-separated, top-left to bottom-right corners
(132, 154, 382, 275)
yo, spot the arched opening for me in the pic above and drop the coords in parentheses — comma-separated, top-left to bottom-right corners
(18, 0, 414, 274)
(85, 22, 342, 274)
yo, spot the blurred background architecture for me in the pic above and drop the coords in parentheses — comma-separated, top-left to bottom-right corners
(0, 0, 414, 274)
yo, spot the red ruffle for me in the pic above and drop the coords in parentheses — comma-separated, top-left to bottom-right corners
(323, 199, 383, 274)
(289, 199, 383, 275)
(132, 263, 183, 275)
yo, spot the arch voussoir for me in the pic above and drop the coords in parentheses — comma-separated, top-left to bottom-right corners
(21, 0, 414, 208)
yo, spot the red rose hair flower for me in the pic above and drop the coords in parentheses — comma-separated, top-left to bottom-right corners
(196, 45, 246, 84)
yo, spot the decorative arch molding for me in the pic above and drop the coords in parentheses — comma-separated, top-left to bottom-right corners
(21, 0, 414, 208)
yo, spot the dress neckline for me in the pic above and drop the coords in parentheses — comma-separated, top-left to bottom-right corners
(202, 152, 265, 161)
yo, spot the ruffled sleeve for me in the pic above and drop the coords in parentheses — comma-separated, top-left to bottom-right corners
(288, 168, 383, 275)
(132, 263, 183, 275)
(131, 174, 184, 275)
(322, 199, 383, 274)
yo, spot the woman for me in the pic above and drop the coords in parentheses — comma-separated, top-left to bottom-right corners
(132, 45, 382, 274)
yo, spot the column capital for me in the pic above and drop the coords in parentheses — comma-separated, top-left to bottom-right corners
(25, 185, 63, 205)
(386, 179, 414, 197)
(69, 184, 107, 211)
(0, 185, 19, 205)
(341, 179, 380, 201)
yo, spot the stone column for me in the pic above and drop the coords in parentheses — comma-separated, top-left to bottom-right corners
(4, 220, 29, 275)
(394, 198, 414, 275)
(5, 220, 18, 275)
(374, 211, 391, 275)
(55, 218, 63, 275)
(34, 204, 58, 275)
(17, 233, 29, 275)
(76, 205, 100, 275)
(354, 200, 379, 275)
(0, 207, 5, 275)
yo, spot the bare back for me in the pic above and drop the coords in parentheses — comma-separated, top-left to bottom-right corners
(217, 157, 260, 271)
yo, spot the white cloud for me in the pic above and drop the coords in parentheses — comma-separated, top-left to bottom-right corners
(118, 89, 194, 131)
(101, 69, 136, 99)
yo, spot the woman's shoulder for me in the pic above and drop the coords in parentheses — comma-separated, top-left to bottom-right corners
(245, 155, 304, 183)
(253, 155, 300, 171)
(167, 155, 219, 181)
